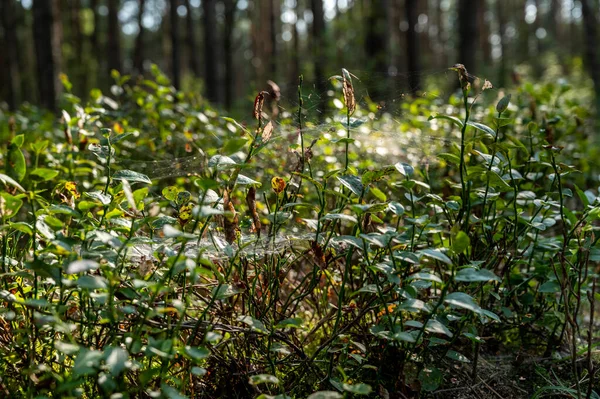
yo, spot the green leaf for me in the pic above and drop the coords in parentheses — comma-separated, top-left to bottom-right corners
(418, 366, 443, 392)
(0, 193, 23, 219)
(237, 315, 268, 334)
(407, 272, 442, 284)
(539, 281, 561, 293)
(65, 259, 100, 274)
(73, 349, 103, 377)
(496, 94, 511, 113)
(452, 231, 470, 254)
(112, 170, 152, 184)
(29, 168, 60, 181)
(8, 145, 26, 182)
(444, 292, 481, 313)
(342, 383, 372, 395)
(446, 350, 471, 363)
(11, 134, 25, 147)
(425, 319, 453, 337)
(388, 201, 404, 216)
(249, 374, 280, 386)
(398, 298, 432, 313)
(213, 284, 242, 299)
(428, 114, 464, 128)
(162, 186, 181, 201)
(105, 346, 129, 376)
(0, 173, 25, 192)
(455, 268, 501, 283)
(393, 331, 416, 342)
(161, 384, 189, 399)
(184, 346, 210, 361)
(420, 248, 452, 265)
(9, 221, 33, 234)
(321, 213, 358, 224)
(394, 162, 414, 177)
(307, 392, 343, 399)
(275, 317, 303, 329)
(467, 121, 496, 139)
(49, 205, 81, 217)
(236, 174, 261, 186)
(84, 191, 112, 205)
(76, 275, 107, 289)
(337, 175, 365, 196)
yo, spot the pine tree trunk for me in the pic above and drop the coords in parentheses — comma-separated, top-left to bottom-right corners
(458, 0, 479, 73)
(107, 0, 122, 74)
(184, 0, 200, 76)
(224, 0, 237, 109)
(170, 0, 181, 89)
(406, 0, 420, 94)
(310, 0, 326, 116)
(580, 0, 600, 123)
(32, 0, 62, 111)
(133, 0, 146, 74)
(203, 0, 218, 103)
(0, 0, 19, 109)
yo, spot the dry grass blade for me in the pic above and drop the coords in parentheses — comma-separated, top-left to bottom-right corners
(342, 68, 356, 116)
(245, 186, 261, 237)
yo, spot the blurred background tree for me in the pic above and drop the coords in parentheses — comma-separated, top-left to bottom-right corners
(0, 0, 598, 116)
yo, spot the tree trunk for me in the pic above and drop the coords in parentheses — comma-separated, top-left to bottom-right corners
(203, 0, 218, 103)
(0, 0, 19, 109)
(107, 0, 122, 75)
(269, 0, 278, 78)
(477, 0, 491, 65)
(184, 0, 200, 76)
(170, 0, 181, 89)
(458, 0, 479, 74)
(289, 5, 300, 92)
(32, 0, 62, 112)
(310, 0, 326, 115)
(365, 0, 388, 100)
(224, 0, 237, 109)
(580, 0, 600, 122)
(406, 0, 420, 94)
(496, 0, 507, 88)
(70, 0, 86, 94)
(133, 0, 146, 74)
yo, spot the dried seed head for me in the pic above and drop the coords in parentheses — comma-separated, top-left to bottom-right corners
(253, 91, 268, 121)
(451, 63, 470, 92)
(261, 121, 274, 143)
(267, 80, 281, 102)
(342, 68, 356, 116)
(245, 186, 261, 237)
(482, 79, 493, 91)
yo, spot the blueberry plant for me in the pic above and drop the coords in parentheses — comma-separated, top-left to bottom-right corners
(0, 65, 597, 398)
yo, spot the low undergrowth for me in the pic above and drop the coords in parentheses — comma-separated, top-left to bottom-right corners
(0, 66, 598, 398)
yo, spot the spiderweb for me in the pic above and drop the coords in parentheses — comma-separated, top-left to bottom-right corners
(112, 67, 498, 181)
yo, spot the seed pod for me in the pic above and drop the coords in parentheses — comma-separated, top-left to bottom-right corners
(245, 186, 261, 237)
(342, 68, 356, 116)
(261, 121, 274, 143)
(451, 63, 470, 92)
(267, 80, 281, 102)
(253, 91, 268, 121)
